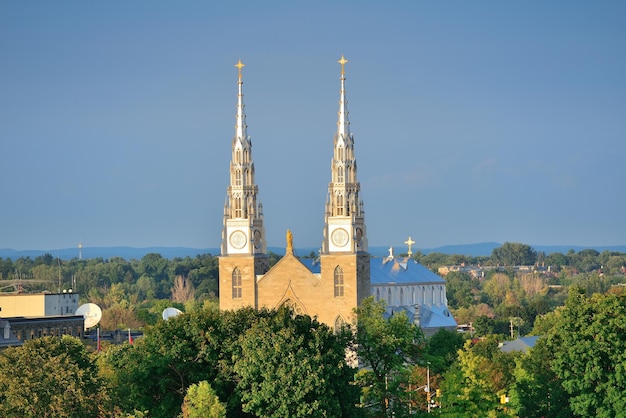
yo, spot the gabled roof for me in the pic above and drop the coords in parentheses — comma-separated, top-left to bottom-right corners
(499, 336, 540, 353)
(371, 257, 446, 285)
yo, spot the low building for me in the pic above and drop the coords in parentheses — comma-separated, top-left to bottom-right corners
(0, 292, 83, 348)
(0, 291, 79, 317)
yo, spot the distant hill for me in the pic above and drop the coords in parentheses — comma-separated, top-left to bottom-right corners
(1, 243, 625, 261)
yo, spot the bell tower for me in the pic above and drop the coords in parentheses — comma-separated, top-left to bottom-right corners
(219, 60, 268, 310)
(320, 56, 370, 317)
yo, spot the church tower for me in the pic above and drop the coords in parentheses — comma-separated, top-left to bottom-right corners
(219, 60, 268, 310)
(320, 56, 371, 322)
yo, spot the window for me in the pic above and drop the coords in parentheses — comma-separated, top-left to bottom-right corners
(334, 316, 347, 333)
(334, 266, 344, 297)
(337, 195, 344, 215)
(235, 170, 242, 186)
(234, 197, 242, 218)
(232, 268, 242, 299)
(400, 288, 404, 305)
(337, 166, 344, 183)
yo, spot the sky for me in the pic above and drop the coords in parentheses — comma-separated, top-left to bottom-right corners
(1, 1, 625, 252)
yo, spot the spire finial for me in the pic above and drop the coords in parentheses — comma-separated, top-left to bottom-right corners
(338, 55, 348, 76)
(235, 59, 245, 80)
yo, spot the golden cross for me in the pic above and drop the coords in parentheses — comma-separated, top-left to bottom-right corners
(235, 59, 245, 79)
(338, 55, 348, 75)
(404, 236, 416, 257)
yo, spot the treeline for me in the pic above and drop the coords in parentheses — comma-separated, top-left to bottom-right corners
(412, 241, 626, 274)
(1, 243, 624, 333)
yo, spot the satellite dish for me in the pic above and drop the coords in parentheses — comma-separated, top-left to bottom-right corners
(75, 303, 102, 329)
(162, 307, 183, 321)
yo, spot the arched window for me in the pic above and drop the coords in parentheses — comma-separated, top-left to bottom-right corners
(235, 170, 242, 186)
(337, 166, 344, 183)
(282, 299, 305, 316)
(334, 266, 344, 297)
(234, 197, 242, 218)
(232, 268, 242, 299)
(337, 195, 344, 215)
(334, 316, 347, 333)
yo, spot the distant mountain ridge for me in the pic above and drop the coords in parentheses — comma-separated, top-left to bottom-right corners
(2, 243, 625, 260)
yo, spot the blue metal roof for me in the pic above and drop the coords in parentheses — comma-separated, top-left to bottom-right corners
(382, 304, 457, 331)
(299, 256, 445, 285)
(370, 257, 446, 285)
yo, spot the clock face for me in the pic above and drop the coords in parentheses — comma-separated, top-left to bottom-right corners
(331, 228, 349, 247)
(253, 230, 262, 249)
(229, 230, 247, 249)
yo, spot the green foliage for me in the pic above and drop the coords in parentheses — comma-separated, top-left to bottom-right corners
(0, 336, 110, 418)
(180, 380, 226, 418)
(491, 242, 537, 266)
(234, 307, 359, 417)
(102, 305, 359, 417)
(422, 328, 466, 374)
(444, 271, 477, 309)
(355, 297, 424, 415)
(543, 288, 626, 417)
(438, 338, 518, 417)
(508, 339, 572, 417)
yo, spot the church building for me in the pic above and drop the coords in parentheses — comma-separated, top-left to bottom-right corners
(218, 56, 369, 328)
(218, 57, 456, 334)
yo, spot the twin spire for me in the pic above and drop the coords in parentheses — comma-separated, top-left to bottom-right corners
(223, 56, 366, 254)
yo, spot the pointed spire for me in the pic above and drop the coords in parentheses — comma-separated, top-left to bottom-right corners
(235, 59, 247, 142)
(337, 55, 350, 139)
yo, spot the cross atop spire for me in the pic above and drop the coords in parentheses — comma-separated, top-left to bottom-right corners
(404, 236, 416, 257)
(235, 59, 245, 80)
(338, 55, 348, 76)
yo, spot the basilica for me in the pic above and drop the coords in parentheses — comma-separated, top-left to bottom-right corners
(218, 57, 456, 334)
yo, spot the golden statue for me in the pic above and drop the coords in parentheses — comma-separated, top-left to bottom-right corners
(286, 229, 293, 254)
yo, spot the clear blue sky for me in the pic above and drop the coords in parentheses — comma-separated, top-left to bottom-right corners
(1, 1, 625, 251)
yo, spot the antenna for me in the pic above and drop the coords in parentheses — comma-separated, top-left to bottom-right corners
(162, 307, 183, 321)
(78, 241, 83, 260)
(75, 303, 102, 330)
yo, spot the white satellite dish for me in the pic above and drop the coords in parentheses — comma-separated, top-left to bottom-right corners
(75, 303, 102, 329)
(162, 307, 183, 321)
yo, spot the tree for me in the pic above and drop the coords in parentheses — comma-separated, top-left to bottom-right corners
(491, 242, 537, 266)
(444, 271, 477, 309)
(171, 275, 195, 303)
(233, 307, 359, 417)
(543, 288, 626, 416)
(102, 306, 227, 418)
(180, 380, 226, 418)
(422, 328, 466, 374)
(439, 337, 518, 417)
(509, 339, 572, 418)
(354, 297, 423, 416)
(0, 336, 110, 417)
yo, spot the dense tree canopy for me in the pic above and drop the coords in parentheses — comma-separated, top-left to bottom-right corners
(543, 288, 626, 417)
(234, 307, 359, 417)
(0, 336, 109, 418)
